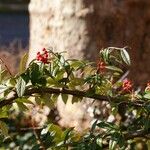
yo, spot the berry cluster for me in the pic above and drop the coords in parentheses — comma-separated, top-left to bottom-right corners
(97, 61, 106, 73)
(36, 48, 49, 64)
(122, 79, 132, 92)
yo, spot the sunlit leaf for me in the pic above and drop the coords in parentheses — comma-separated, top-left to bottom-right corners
(48, 123, 63, 142)
(0, 107, 8, 118)
(143, 93, 150, 99)
(19, 53, 28, 73)
(16, 77, 26, 97)
(16, 102, 28, 111)
(109, 139, 117, 150)
(0, 70, 8, 83)
(0, 84, 8, 94)
(120, 48, 130, 65)
(15, 97, 33, 104)
(0, 121, 8, 136)
(106, 66, 123, 73)
(97, 121, 118, 130)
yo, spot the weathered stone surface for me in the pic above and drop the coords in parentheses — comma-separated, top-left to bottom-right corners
(28, 0, 98, 62)
(29, 0, 150, 129)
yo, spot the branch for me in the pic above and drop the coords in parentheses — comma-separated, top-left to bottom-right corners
(99, 129, 150, 149)
(0, 92, 18, 108)
(124, 129, 150, 140)
(0, 87, 147, 108)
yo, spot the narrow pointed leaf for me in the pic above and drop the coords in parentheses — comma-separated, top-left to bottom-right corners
(16, 77, 26, 97)
(19, 53, 28, 73)
(120, 48, 130, 65)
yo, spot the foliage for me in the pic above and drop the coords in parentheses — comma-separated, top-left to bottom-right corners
(0, 47, 150, 150)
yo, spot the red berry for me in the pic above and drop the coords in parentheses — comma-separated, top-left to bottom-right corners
(36, 48, 49, 64)
(97, 60, 106, 73)
(42, 48, 46, 51)
(45, 53, 48, 58)
(122, 79, 132, 92)
(37, 52, 40, 55)
(44, 51, 48, 54)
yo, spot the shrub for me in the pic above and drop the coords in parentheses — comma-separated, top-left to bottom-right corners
(0, 47, 150, 149)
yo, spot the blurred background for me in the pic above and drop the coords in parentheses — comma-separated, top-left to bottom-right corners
(0, 0, 150, 85)
(0, 0, 29, 74)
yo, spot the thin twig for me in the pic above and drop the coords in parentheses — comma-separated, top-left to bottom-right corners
(20, 127, 43, 131)
(124, 129, 150, 140)
(31, 120, 46, 150)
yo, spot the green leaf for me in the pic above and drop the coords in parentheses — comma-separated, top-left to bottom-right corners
(30, 63, 41, 85)
(16, 77, 26, 97)
(7, 78, 16, 87)
(96, 138, 103, 148)
(55, 69, 65, 81)
(111, 106, 118, 115)
(63, 127, 74, 144)
(61, 94, 68, 104)
(0, 107, 8, 118)
(101, 48, 110, 62)
(70, 60, 85, 70)
(109, 140, 117, 150)
(37, 77, 47, 86)
(19, 53, 28, 73)
(52, 65, 60, 77)
(120, 48, 130, 65)
(0, 121, 8, 136)
(104, 48, 110, 62)
(41, 127, 49, 135)
(71, 78, 84, 86)
(39, 62, 44, 74)
(143, 93, 150, 99)
(0, 70, 8, 83)
(15, 97, 33, 104)
(0, 84, 8, 94)
(35, 97, 42, 105)
(48, 124, 63, 142)
(144, 119, 150, 130)
(97, 121, 118, 130)
(29, 63, 47, 86)
(91, 120, 98, 132)
(16, 102, 28, 111)
(72, 96, 82, 104)
(59, 55, 66, 65)
(40, 94, 56, 109)
(21, 72, 30, 84)
(105, 66, 123, 73)
(51, 94, 59, 102)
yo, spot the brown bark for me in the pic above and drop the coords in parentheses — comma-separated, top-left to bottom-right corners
(29, 0, 150, 85)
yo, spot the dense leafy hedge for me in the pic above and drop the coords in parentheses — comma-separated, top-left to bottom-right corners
(0, 47, 150, 149)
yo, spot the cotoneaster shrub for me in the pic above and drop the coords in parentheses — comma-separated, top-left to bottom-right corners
(0, 47, 150, 150)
